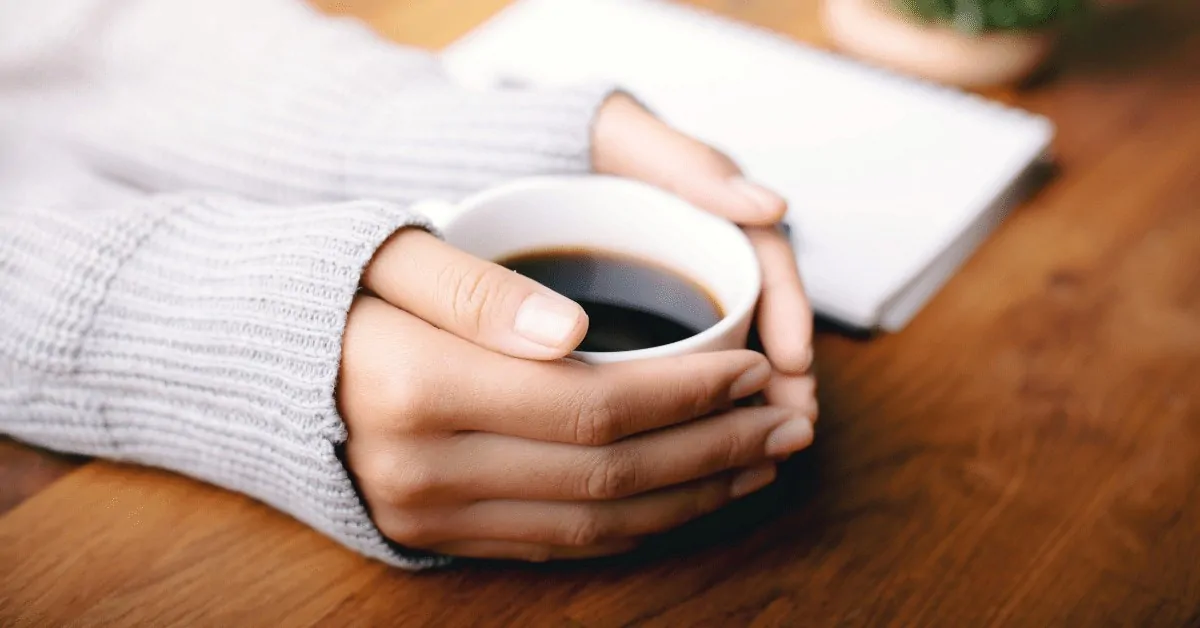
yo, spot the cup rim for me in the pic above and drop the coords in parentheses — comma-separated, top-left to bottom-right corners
(449, 175, 763, 361)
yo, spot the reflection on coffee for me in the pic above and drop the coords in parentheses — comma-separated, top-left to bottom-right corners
(498, 248, 723, 353)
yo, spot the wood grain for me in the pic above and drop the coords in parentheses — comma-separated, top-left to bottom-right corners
(0, 438, 86, 517)
(3, 1, 1199, 626)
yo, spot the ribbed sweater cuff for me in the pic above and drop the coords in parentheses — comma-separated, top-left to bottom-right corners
(71, 195, 444, 569)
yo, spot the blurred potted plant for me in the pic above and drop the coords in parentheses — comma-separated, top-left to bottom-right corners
(822, 0, 1088, 88)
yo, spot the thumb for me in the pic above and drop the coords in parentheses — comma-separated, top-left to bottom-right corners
(362, 228, 588, 360)
(592, 93, 786, 226)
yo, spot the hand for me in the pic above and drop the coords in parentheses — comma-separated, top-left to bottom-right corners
(593, 93, 817, 417)
(339, 230, 816, 562)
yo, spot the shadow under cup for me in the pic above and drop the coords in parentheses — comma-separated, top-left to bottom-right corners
(436, 177, 761, 364)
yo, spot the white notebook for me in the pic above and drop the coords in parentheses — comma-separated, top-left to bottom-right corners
(441, 0, 1055, 331)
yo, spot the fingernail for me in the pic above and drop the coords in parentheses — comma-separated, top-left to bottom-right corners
(729, 360, 772, 399)
(513, 293, 582, 349)
(765, 418, 814, 457)
(730, 464, 777, 498)
(729, 177, 786, 218)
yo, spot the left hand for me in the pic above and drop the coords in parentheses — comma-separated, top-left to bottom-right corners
(592, 93, 816, 418)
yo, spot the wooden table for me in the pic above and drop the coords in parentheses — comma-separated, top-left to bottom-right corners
(3, 1, 1199, 625)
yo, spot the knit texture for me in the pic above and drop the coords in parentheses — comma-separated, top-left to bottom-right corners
(46, 0, 612, 205)
(0, 0, 614, 569)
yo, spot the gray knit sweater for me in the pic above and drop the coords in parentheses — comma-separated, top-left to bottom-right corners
(0, 0, 611, 569)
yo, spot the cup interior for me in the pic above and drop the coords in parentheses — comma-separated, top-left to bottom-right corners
(439, 176, 761, 356)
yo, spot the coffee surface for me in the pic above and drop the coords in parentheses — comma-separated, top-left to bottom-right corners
(499, 249, 723, 352)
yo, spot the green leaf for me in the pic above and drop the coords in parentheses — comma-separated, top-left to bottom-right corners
(987, 0, 1020, 28)
(891, 0, 1088, 33)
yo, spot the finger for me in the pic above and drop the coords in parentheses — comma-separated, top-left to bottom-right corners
(746, 227, 813, 374)
(765, 373, 819, 423)
(362, 228, 588, 360)
(431, 406, 811, 501)
(338, 294, 461, 436)
(454, 349, 773, 445)
(341, 294, 519, 440)
(427, 539, 639, 562)
(339, 295, 598, 439)
(592, 93, 786, 225)
(442, 465, 777, 546)
(340, 296, 774, 445)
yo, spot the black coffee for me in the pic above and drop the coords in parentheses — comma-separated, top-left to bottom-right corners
(499, 248, 723, 353)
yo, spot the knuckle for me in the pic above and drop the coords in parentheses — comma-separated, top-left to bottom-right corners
(583, 449, 640, 500)
(658, 370, 721, 424)
(686, 370, 724, 416)
(377, 373, 429, 429)
(378, 511, 436, 547)
(353, 452, 391, 493)
(707, 428, 747, 471)
(385, 459, 442, 507)
(572, 385, 625, 446)
(355, 449, 443, 508)
(439, 263, 508, 334)
(661, 483, 731, 533)
(562, 511, 610, 547)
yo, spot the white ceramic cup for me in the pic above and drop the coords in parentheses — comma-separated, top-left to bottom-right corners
(413, 175, 761, 364)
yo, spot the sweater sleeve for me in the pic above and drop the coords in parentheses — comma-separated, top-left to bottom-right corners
(0, 193, 447, 570)
(3, 0, 613, 205)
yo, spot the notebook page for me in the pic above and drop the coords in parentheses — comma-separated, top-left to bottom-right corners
(443, 0, 1054, 327)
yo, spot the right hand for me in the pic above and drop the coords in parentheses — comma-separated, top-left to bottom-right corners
(338, 228, 816, 562)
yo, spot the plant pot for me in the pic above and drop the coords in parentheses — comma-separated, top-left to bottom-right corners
(821, 0, 1059, 89)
